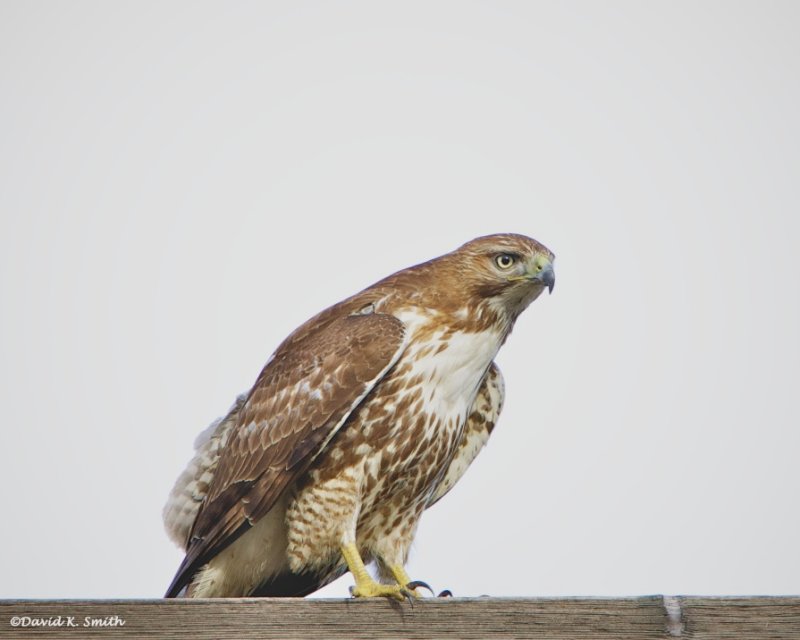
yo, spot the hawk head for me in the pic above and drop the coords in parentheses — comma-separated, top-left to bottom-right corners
(451, 233, 555, 321)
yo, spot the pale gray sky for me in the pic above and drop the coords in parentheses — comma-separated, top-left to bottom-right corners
(1, 1, 798, 599)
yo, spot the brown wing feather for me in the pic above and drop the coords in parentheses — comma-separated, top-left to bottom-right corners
(166, 311, 406, 597)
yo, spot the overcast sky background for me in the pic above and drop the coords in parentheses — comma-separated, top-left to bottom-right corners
(1, 1, 798, 599)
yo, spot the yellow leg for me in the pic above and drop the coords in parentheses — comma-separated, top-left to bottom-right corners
(388, 563, 413, 586)
(387, 563, 432, 596)
(389, 564, 418, 586)
(341, 543, 412, 600)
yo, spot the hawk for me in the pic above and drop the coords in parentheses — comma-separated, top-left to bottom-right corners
(164, 233, 555, 599)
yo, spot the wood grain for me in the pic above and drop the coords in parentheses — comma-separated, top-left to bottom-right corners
(1, 597, 798, 639)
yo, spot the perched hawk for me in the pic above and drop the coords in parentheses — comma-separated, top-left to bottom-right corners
(164, 233, 555, 599)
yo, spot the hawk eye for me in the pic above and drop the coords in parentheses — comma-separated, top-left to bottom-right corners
(494, 253, 517, 270)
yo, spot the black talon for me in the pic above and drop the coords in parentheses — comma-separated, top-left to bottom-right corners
(437, 589, 453, 598)
(400, 588, 416, 607)
(405, 580, 434, 595)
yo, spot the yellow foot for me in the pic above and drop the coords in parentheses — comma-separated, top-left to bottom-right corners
(341, 543, 422, 601)
(350, 580, 417, 601)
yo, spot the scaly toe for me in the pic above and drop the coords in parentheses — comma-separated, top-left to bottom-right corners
(350, 581, 408, 601)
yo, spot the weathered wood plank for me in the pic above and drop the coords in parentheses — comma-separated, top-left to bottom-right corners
(680, 597, 800, 639)
(1, 597, 798, 640)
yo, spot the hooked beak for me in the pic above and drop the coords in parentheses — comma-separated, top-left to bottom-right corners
(539, 263, 555, 294)
(507, 256, 556, 293)
(528, 256, 555, 294)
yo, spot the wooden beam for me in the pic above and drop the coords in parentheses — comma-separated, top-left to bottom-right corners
(2, 597, 799, 639)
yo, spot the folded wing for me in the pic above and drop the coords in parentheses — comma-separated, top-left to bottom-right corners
(165, 311, 406, 597)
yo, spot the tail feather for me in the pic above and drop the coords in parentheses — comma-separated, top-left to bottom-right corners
(251, 566, 347, 597)
(165, 559, 346, 598)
